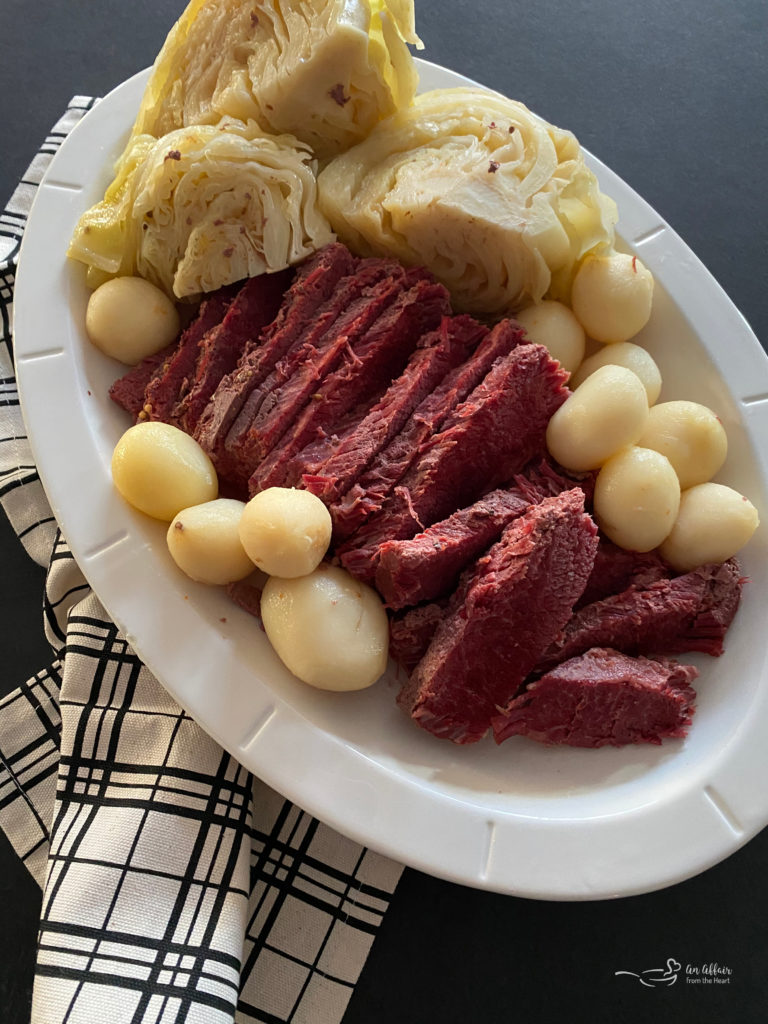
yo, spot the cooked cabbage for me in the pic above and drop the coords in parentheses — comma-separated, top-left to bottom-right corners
(132, 0, 422, 161)
(68, 120, 334, 298)
(317, 87, 618, 314)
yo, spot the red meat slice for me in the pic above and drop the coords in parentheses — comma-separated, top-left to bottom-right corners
(330, 318, 523, 542)
(538, 559, 743, 672)
(492, 648, 697, 747)
(341, 343, 570, 583)
(108, 341, 177, 419)
(126, 286, 235, 422)
(247, 273, 451, 493)
(176, 268, 292, 432)
(222, 262, 405, 488)
(577, 540, 671, 608)
(375, 487, 531, 610)
(299, 315, 486, 502)
(389, 602, 448, 673)
(195, 242, 354, 461)
(397, 490, 599, 744)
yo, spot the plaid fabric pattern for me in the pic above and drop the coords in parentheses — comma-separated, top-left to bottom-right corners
(0, 99, 403, 1024)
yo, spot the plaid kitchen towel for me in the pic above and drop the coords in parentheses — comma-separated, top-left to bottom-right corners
(0, 98, 403, 1024)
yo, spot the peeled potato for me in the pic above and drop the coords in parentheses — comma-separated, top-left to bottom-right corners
(594, 447, 681, 552)
(546, 364, 649, 472)
(514, 300, 586, 375)
(571, 252, 654, 344)
(570, 341, 662, 403)
(660, 483, 759, 571)
(111, 421, 218, 520)
(86, 276, 180, 364)
(261, 564, 388, 691)
(637, 400, 728, 489)
(239, 487, 332, 578)
(167, 499, 253, 584)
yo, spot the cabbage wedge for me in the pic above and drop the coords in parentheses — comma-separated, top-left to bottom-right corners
(132, 0, 422, 161)
(68, 120, 334, 298)
(317, 88, 618, 315)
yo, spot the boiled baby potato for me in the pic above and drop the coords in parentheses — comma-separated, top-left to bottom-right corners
(660, 483, 759, 571)
(637, 400, 728, 489)
(261, 564, 389, 691)
(571, 251, 654, 344)
(546, 364, 649, 472)
(570, 341, 662, 404)
(111, 421, 218, 521)
(514, 300, 586, 375)
(167, 499, 253, 585)
(239, 487, 332, 578)
(86, 276, 180, 364)
(594, 447, 681, 552)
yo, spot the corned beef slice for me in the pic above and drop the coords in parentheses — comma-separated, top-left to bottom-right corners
(109, 341, 177, 419)
(578, 540, 670, 609)
(492, 648, 698, 747)
(375, 487, 531, 610)
(330, 318, 523, 542)
(247, 273, 452, 493)
(340, 343, 570, 583)
(223, 262, 406, 487)
(300, 315, 487, 504)
(389, 602, 447, 673)
(514, 459, 596, 506)
(194, 243, 354, 461)
(397, 490, 599, 744)
(142, 286, 239, 424)
(177, 268, 293, 432)
(538, 559, 742, 672)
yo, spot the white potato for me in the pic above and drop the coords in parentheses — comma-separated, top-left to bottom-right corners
(594, 447, 680, 552)
(569, 341, 662, 403)
(660, 483, 759, 571)
(86, 276, 180, 364)
(111, 421, 218, 521)
(514, 300, 586, 375)
(571, 251, 654, 344)
(545, 364, 649, 472)
(261, 564, 388, 691)
(239, 487, 332, 578)
(637, 400, 728, 490)
(167, 499, 253, 584)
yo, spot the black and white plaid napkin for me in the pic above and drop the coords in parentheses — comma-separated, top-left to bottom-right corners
(0, 98, 403, 1024)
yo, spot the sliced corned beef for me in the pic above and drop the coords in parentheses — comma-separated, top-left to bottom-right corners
(330, 318, 524, 542)
(109, 341, 177, 419)
(389, 601, 447, 673)
(537, 559, 743, 672)
(300, 315, 487, 504)
(341, 343, 570, 583)
(513, 459, 595, 506)
(176, 268, 293, 432)
(492, 648, 698, 747)
(375, 487, 531, 610)
(142, 286, 238, 424)
(247, 273, 451, 493)
(195, 242, 354, 461)
(577, 540, 671, 609)
(397, 490, 599, 744)
(223, 263, 405, 488)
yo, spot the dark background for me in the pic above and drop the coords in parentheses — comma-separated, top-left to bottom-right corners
(1, 1, 766, 1021)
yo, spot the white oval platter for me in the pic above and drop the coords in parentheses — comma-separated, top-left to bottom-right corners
(13, 59, 768, 900)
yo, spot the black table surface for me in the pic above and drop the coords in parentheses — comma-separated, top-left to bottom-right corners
(1, 1, 767, 1021)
